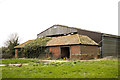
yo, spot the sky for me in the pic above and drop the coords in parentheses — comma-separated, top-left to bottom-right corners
(0, 0, 119, 47)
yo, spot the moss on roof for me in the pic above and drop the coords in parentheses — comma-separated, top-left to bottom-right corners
(14, 40, 33, 48)
(14, 37, 52, 49)
(24, 37, 52, 47)
(46, 34, 98, 46)
(15, 34, 98, 48)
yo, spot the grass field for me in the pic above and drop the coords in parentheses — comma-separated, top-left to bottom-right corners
(1, 58, 118, 78)
(2, 58, 40, 64)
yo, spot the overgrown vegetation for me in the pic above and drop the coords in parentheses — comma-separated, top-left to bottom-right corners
(20, 37, 52, 58)
(2, 59, 118, 78)
(2, 33, 19, 58)
(1, 34, 52, 59)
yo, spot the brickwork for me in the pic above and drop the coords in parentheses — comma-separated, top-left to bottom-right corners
(80, 45, 100, 59)
(15, 49, 18, 58)
(49, 45, 100, 59)
(71, 45, 81, 59)
(49, 46, 60, 58)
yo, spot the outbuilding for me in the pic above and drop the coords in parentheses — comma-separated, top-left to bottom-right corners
(46, 34, 100, 59)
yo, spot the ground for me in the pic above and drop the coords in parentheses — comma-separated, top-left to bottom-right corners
(1, 58, 118, 78)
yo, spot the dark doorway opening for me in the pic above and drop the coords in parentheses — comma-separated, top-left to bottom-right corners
(61, 47, 70, 59)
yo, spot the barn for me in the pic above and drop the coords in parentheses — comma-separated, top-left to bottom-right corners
(46, 34, 99, 59)
(14, 34, 100, 59)
(37, 24, 119, 58)
(14, 24, 119, 59)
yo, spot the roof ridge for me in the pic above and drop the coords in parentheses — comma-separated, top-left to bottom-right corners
(53, 24, 101, 33)
(76, 34, 81, 44)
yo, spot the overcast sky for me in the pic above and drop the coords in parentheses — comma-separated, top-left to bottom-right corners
(0, 0, 119, 47)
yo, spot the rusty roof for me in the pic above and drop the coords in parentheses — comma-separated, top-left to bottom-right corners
(46, 34, 98, 46)
(14, 40, 33, 48)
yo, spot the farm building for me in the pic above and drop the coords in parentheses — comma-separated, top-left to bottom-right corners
(14, 24, 119, 59)
(14, 34, 99, 59)
(37, 24, 119, 58)
(47, 34, 99, 59)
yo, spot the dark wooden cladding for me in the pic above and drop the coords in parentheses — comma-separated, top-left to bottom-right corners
(77, 29, 102, 44)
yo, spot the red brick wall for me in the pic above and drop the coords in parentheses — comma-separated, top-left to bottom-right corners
(49, 46, 60, 58)
(80, 45, 100, 59)
(71, 45, 81, 59)
(15, 49, 18, 58)
(70, 45, 100, 59)
(48, 45, 100, 59)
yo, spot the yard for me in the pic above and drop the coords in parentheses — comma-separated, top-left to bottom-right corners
(1, 58, 118, 78)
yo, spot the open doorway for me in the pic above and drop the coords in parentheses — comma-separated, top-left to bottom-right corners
(61, 47, 70, 59)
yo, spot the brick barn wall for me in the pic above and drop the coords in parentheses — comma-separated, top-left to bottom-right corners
(15, 49, 18, 58)
(48, 45, 100, 59)
(49, 46, 60, 58)
(71, 45, 81, 59)
(80, 45, 100, 59)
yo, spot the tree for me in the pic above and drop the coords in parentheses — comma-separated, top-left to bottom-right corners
(3, 33, 20, 58)
(5, 33, 19, 46)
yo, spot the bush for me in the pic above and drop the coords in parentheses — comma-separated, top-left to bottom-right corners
(2, 53, 13, 59)
(21, 37, 52, 58)
(17, 50, 24, 58)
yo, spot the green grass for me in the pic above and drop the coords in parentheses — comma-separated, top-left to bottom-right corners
(2, 58, 40, 64)
(1, 59, 118, 78)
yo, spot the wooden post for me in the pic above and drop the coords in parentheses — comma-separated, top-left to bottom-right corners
(15, 49, 18, 58)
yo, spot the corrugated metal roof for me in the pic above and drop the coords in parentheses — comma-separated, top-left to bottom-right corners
(103, 34, 119, 38)
(46, 34, 98, 46)
(37, 24, 102, 36)
(14, 40, 33, 48)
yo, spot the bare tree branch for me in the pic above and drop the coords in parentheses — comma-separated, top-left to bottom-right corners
(4, 33, 20, 47)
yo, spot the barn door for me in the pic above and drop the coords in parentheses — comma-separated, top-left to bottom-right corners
(61, 46, 70, 59)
